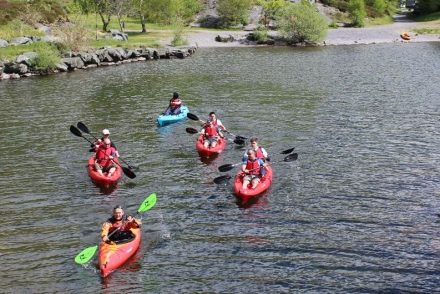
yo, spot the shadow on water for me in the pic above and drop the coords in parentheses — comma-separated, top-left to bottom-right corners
(236, 191, 270, 209)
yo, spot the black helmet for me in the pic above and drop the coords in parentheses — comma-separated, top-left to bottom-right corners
(173, 92, 179, 98)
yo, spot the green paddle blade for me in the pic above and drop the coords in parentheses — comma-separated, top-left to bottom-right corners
(138, 193, 157, 213)
(74, 245, 98, 264)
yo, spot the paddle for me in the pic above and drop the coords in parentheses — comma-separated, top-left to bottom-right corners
(74, 193, 157, 265)
(218, 153, 298, 173)
(70, 125, 136, 179)
(185, 127, 245, 145)
(186, 113, 247, 142)
(213, 174, 232, 184)
(77, 122, 138, 170)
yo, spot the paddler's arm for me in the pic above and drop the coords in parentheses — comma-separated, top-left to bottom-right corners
(126, 216, 141, 228)
(101, 222, 111, 242)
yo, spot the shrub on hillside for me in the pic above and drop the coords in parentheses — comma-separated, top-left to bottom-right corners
(277, 1, 328, 44)
(348, 0, 367, 27)
(53, 21, 91, 52)
(217, 0, 252, 27)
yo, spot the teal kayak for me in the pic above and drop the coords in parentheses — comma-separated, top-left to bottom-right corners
(156, 106, 189, 127)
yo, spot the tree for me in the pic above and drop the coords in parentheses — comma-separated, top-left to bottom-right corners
(256, 0, 288, 27)
(217, 0, 252, 27)
(277, 1, 328, 44)
(348, 0, 366, 27)
(74, 0, 115, 32)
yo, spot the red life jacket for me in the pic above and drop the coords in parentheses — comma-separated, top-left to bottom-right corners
(255, 147, 265, 159)
(107, 217, 124, 234)
(204, 126, 218, 138)
(245, 159, 262, 175)
(96, 146, 116, 167)
(170, 98, 182, 108)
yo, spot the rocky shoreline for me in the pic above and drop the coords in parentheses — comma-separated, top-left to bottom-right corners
(1, 15, 439, 81)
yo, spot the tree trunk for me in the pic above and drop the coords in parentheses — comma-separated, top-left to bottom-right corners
(99, 13, 111, 32)
(140, 15, 146, 32)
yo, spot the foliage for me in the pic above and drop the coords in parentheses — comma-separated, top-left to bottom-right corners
(0, 0, 67, 26)
(171, 17, 188, 46)
(217, 0, 252, 27)
(414, 0, 440, 15)
(52, 19, 92, 51)
(143, 0, 202, 25)
(348, 0, 367, 27)
(411, 10, 440, 21)
(414, 26, 440, 33)
(252, 25, 269, 42)
(277, 1, 328, 44)
(0, 20, 44, 41)
(256, 0, 288, 26)
(32, 42, 61, 70)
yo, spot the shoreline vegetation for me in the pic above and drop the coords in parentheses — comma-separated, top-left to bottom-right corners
(0, 0, 439, 81)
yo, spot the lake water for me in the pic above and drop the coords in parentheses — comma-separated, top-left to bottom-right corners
(1, 42, 440, 293)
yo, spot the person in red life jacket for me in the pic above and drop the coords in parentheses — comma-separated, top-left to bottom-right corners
(101, 205, 141, 243)
(164, 92, 182, 115)
(242, 137, 268, 163)
(207, 111, 227, 138)
(200, 120, 220, 148)
(241, 149, 268, 190)
(94, 138, 119, 178)
(93, 129, 119, 157)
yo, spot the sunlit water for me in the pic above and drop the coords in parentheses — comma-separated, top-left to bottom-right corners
(1, 43, 440, 293)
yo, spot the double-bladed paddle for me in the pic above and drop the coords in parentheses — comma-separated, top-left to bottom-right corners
(74, 193, 157, 265)
(213, 174, 232, 184)
(218, 152, 298, 173)
(77, 122, 138, 171)
(186, 113, 246, 144)
(185, 127, 245, 145)
(69, 125, 136, 179)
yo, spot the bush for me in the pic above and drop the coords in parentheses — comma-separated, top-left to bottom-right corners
(171, 18, 188, 46)
(252, 26, 269, 43)
(52, 20, 92, 52)
(32, 42, 61, 70)
(144, 0, 202, 25)
(217, 0, 252, 27)
(348, 0, 367, 27)
(277, 1, 328, 44)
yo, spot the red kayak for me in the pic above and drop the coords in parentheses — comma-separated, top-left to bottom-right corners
(196, 135, 227, 157)
(99, 227, 141, 277)
(233, 166, 273, 201)
(87, 155, 122, 185)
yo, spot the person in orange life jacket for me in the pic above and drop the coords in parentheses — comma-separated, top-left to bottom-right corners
(242, 137, 268, 163)
(101, 205, 141, 243)
(164, 92, 182, 115)
(200, 120, 220, 148)
(94, 138, 118, 177)
(93, 129, 119, 156)
(207, 111, 227, 138)
(241, 149, 268, 190)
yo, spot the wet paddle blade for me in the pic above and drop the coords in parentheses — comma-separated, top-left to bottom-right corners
(187, 113, 199, 121)
(77, 122, 90, 134)
(284, 153, 298, 162)
(213, 175, 231, 184)
(70, 125, 83, 137)
(235, 135, 247, 141)
(122, 166, 136, 179)
(186, 127, 198, 134)
(138, 193, 157, 213)
(233, 138, 245, 145)
(74, 245, 98, 264)
(281, 147, 295, 155)
(218, 163, 236, 172)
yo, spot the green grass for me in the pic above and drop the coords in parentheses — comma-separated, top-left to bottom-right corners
(0, 20, 44, 41)
(0, 41, 60, 64)
(366, 15, 394, 26)
(414, 27, 440, 34)
(411, 11, 440, 22)
(89, 31, 168, 48)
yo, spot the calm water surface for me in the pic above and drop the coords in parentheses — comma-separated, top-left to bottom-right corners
(1, 43, 440, 293)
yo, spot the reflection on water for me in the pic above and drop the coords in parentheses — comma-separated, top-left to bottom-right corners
(1, 43, 440, 292)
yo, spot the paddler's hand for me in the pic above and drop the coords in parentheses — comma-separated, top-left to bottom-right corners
(102, 235, 109, 243)
(109, 155, 114, 160)
(127, 215, 134, 222)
